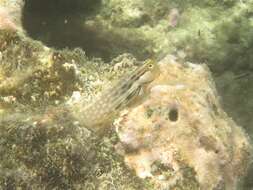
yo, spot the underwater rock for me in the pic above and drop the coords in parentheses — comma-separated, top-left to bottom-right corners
(0, 29, 148, 189)
(0, 0, 23, 31)
(114, 55, 252, 190)
(0, 0, 253, 188)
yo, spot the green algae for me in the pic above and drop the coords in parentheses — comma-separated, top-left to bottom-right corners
(0, 110, 147, 189)
(0, 30, 155, 190)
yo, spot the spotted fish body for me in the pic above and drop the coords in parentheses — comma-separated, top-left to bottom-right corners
(81, 59, 160, 132)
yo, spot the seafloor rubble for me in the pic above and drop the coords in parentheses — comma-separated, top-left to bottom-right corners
(0, 0, 253, 189)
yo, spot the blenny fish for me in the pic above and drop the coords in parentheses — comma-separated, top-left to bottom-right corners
(81, 59, 160, 133)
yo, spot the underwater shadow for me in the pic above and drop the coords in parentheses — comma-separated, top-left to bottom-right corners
(22, 0, 152, 62)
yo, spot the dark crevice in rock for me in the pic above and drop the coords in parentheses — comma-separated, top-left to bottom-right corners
(22, 0, 152, 62)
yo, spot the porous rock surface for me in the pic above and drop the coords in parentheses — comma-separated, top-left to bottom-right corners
(0, 0, 252, 189)
(115, 55, 252, 190)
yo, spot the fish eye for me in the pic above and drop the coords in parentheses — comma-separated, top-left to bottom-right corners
(148, 63, 153, 68)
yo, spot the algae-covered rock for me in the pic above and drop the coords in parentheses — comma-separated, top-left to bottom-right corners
(114, 55, 252, 190)
(0, 0, 23, 31)
(0, 29, 150, 189)
(0, 0, 253, 189)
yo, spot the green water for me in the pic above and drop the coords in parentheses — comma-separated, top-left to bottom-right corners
(0, 0, 252, 189)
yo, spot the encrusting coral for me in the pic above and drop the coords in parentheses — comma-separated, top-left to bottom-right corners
(0, 0, 253, 189)
(114, 55, 252, 190)
(0, 26, 251, 190)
